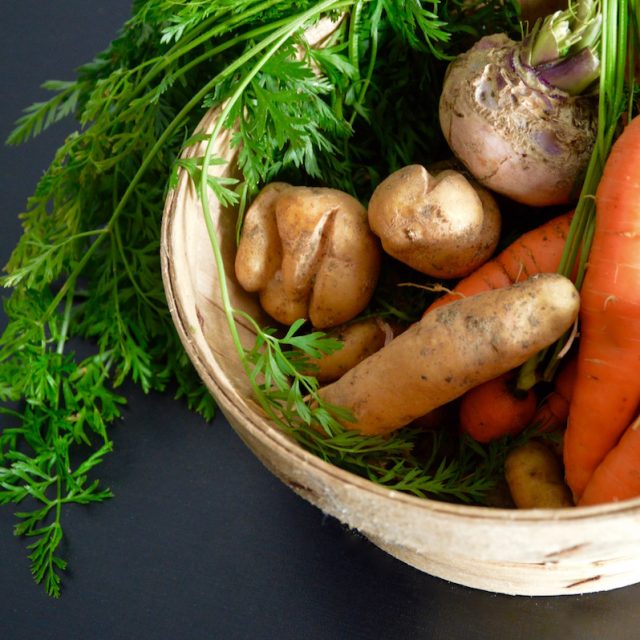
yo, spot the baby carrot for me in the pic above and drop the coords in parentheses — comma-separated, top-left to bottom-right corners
(563, 115, 640, 501)
(459, 371, 538, 443)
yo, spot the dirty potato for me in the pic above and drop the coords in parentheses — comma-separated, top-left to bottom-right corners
(367, 164, 501, 279)
(318, 273, 580, 436)
(235, 185, 381, 329)
(303, 318, 390, 383)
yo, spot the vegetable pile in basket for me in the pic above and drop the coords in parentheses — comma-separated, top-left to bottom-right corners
(0, 0, 638, 597)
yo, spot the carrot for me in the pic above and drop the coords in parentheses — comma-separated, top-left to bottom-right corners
(530, 354, 578, 433)
(459, 371, 538, 443)
(424, 211, 573, 314)
(563, 115, 640, 501)
(579, 413, 640, 506)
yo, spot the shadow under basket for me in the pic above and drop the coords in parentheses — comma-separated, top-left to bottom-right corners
(160, 106, 640, 597)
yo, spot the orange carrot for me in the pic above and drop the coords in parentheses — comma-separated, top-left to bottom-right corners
(531, 354, 578, 433)
(579, 413, 640, 506)
(424, 212, 573, 314)
(459, 371, 538, 443)
(563, 115, 640, 501)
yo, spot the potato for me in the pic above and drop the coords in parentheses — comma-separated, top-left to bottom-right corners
(234, 182, 289, 291)
(505, 440, 574, 509)
(367, 165, 501, 279)
(318, 273, 580, 435)
(235, 185, 381, 329)
(304, 318, 390, 383)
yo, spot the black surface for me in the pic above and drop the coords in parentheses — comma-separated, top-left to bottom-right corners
(1, 2, 639, 638)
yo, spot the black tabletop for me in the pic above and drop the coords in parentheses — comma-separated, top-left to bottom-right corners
(2, 2, 640, 639)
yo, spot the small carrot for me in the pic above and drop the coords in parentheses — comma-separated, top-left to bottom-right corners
(563, 115, 640, 501)
(424, 212, 573, 314)
(579, 413, 640, 506)
(530, 354, 578, 434)
(459, 371, 538, 443)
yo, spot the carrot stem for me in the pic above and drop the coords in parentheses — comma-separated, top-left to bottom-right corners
(517, 0, 634, 390)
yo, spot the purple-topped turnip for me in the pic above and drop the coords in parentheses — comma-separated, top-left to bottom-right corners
(440, 0, 601, 206)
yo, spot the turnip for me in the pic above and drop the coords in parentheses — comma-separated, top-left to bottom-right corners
(440, 0, 601, 206)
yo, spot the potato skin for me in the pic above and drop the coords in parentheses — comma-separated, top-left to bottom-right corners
(235, 185, 381, 329)
(505, 440, 574, 509)
(304, 318, 389, 383)
(234, 182, 290, 292)
(318, 273, 580, 435)
(368, 165, 501, 279)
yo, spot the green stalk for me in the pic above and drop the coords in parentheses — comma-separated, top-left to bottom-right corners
(348, 0, 365, 78)
(114, 0, 285, 122)
(518, 0, 631, 389)
(42, 3, 336, 324)
(348, 0, 381, 128)
(522, 0, 602, 95)
(56, 289, 75, 355)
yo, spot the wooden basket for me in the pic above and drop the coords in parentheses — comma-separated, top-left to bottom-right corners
(160, 39, 640, 597)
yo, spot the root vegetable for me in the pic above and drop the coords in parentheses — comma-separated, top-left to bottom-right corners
(505, 440, 574, 508)
(234, 182, 290, 291)
(531, 353, 577, 433)
(439, 1, 600, 206)
(579, 414, 640, 506)
(367, 165, 501, 279)
(303, 318, 389, 383)
(235, 184, 381, 329)
(563, 114, 640, 501)
(459, 371, 538, 443)
(424, 211, 573, 314)
(318, 273, 580, 436)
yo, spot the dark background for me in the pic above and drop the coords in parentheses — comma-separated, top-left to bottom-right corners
(1, 2, 639, 638)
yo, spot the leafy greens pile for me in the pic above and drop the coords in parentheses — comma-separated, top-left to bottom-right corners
(1, 0, 520, 597)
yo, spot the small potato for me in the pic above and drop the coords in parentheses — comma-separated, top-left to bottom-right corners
(304, 318, 389, 383)
(235, 185, 381, 329)
(505, 440, 574, 509)
(367, 165, 501, 279)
